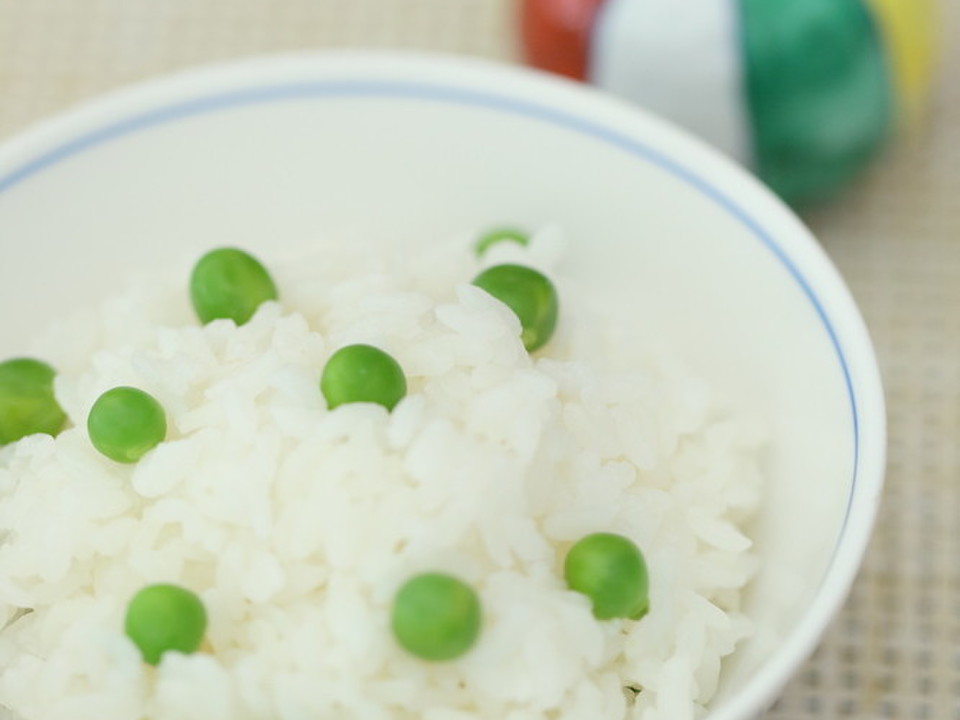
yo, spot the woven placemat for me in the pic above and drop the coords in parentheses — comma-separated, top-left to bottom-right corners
(0, 2, 956, 718)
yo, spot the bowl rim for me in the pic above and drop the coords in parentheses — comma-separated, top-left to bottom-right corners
(0, 50, 886, 720)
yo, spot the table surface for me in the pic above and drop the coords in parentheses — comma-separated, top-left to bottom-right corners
(0, 2, 956, 718)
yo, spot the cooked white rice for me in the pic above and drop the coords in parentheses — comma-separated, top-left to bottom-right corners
(0, 227, 763, 720)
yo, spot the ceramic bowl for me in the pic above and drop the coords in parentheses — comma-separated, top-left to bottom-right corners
(0, 52, 885, 720)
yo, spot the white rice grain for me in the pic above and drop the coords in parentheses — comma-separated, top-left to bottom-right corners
(0, 228, 763, 720)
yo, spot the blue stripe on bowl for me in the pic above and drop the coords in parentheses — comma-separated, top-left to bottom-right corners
(0, 78, 859, 549)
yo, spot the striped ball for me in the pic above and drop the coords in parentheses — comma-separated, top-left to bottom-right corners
(522, 0, 935, 205)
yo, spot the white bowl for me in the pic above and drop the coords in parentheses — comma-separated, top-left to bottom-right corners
(0, 52, 884, 719)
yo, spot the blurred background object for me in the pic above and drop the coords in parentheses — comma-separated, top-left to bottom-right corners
(522, 0, 937, 205)
(0, 1, 957, 719)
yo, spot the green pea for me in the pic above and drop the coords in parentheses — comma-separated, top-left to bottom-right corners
(474, 227, 529, 257)
(87, 386, 167, 463)
(189, 247, 278, 325)
(391, 573, 482, 661)
(320, 344, 407, 412)
(471, 264, 558, 352)
(0, 358, 66, 445)
(564, 533, 650, 621)
(124, 584, 207, 665)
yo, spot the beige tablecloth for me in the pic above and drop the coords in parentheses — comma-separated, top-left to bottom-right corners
(0, 2, 956, 718)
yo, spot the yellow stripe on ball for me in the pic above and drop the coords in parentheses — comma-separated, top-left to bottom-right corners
(864, 0, 937, 123)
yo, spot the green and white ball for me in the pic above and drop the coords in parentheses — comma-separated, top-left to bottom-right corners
(523, 0, 936, 205)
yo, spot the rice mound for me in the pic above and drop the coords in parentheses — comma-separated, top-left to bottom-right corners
(0, 228, 763, 720)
